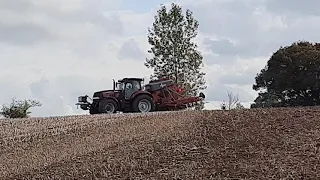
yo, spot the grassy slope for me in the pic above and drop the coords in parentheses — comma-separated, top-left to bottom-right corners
(1, 107, 320, 179)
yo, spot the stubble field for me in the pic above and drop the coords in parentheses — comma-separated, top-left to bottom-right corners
(1, 107, 320, 179)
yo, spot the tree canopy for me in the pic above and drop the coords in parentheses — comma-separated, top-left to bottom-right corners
(251, 41, 320, 108)
(0, 98, 42, 118)
(145, 3, 206, 103)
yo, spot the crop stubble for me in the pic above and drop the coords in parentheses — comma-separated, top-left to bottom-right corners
(0, 107, 320, 179)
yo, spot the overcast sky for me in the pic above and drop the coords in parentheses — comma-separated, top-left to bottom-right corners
(1, 0, 319, 117)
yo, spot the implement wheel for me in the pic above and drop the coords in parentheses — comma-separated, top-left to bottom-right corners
(132, 94, 155, 113)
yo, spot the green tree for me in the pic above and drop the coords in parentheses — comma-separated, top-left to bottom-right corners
(0, 97, 42, 119)
(235, 102, 245, 110)
(220, 102, 227, 110)
(251, 41, 320, 108)
(145, 3, 206, 108)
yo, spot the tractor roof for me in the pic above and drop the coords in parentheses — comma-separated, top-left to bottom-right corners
(118, 77, 144, 82)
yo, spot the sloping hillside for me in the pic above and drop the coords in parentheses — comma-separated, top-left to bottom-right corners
(1, 108, 320, 179)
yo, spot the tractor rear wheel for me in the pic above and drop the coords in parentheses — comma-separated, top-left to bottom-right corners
(132, 94, 155, 113)
(99, 99, 118, 114)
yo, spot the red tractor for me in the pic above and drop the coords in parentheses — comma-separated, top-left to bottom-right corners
(75, 77, 205, 114)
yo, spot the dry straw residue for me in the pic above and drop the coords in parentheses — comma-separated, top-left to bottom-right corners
(1, 107, 320, 179)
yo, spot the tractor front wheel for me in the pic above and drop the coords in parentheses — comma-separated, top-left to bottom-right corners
(132, 95, 155, 113)
(99, 99, 118, 114)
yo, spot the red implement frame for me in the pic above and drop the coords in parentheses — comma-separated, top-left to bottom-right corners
(151, 82, 204, 111)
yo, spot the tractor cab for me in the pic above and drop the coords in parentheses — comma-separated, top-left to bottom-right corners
(115, 78, 144, 100)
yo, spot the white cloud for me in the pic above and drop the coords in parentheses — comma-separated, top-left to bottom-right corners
(0, 0, 319, 116)
(118, 38, 146, 61)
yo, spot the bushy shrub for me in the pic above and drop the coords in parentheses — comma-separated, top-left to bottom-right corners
(0, 97, 42, 119)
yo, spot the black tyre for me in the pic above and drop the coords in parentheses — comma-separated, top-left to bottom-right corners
(99, 99, 118, 114)
(132, 94, 155, 113)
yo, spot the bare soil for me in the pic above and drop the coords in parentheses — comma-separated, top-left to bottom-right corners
(1, 107, 320, 179)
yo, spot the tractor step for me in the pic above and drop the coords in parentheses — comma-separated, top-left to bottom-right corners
(123, 100, 132, 112)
